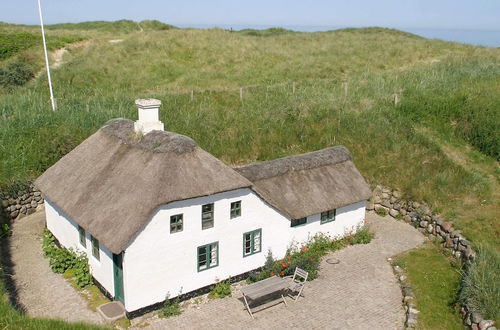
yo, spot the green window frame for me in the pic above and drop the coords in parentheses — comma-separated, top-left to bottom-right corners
(321, 209, 336, 224)
(91, 235, 100, 261)
(230, 201, 241, 219)
(170, 214, 183, 233)
(201, 203, 214, 229)
(197, 242, 218, 271)
(243, 229, 262, 257)
(291, 217, 307, 227)
(78, 225, 86, 247)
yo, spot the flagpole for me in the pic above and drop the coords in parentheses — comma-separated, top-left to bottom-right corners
(37, 0, 56, 111)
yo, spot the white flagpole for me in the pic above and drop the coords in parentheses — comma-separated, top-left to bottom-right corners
(37, 0, 56, 111)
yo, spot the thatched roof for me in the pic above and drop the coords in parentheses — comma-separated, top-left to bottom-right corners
(35, 119, 251, 254)
(235, 146, 371, 219)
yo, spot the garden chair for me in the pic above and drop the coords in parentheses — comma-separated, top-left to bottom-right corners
(285, 267, 308, 301)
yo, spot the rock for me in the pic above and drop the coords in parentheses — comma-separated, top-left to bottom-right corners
(465, 247, 475, 259)
(34, 191, 41, 196)
(399, 274, 407, 281)
(366, 201, 375, 211)
(441, 222, 453, 232)
(427, 224, 434, 233)
(460, 239, 470, 247)
(428, 234, 436, 241)
(454, 251, 462, 259)
(392, 190, 402, 198)
(390, 196, 398, 204)
(451, 229, 462, 238)
(418, 228, 426, 234)
(9, 210, 19, 218)
(37, 199, 44, 204)
(402, 286, 413, 297)
(403, 295, 413, 303)
(445, 239, 454, 248)
(472, 324, 479, 330)
(420, 204, 432, 215)
(393, 203, 401, 210)
(420, 220, 428, 228)
(400, 208, 407, 216)
(433, 216, 444, 225)
(393, 265, 403, 274)
(25, 197, 32, 203)
(408, 307, 420, 315)
(381, 192, 390, 199)
(472, 312, 484, 324)
(458, 244, 466, 252)
(403, 215, 412, 223)
(34, 196, 42, 202)
(479, 320, 495, 329)
(17, 212, 26, 219)
(26, 208, 35, 215)
(382, 188, 391, 194)
(15, 204, 21, 210)
(373, 195, 382, 204)
(389, 209, 400, 218)
(486, 327, 497, 330)
(20, 206, 27, 214)
(381, 199, 392, 208)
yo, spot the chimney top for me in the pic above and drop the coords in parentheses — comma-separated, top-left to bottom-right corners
(134, 98, 164, 134)
(135, 98, 161, 109)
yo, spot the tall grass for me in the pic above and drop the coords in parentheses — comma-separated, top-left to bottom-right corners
(460, 245, 500, 323)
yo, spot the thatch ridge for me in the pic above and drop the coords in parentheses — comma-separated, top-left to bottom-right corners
(235, 147, 371, 219)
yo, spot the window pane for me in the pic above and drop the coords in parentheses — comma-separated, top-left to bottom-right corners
(170, 214, 183, 233)
(244, 234, 251, 254)
(78, 226, 86, 247)
(253, 231, 261, 252)
(91, 236, 100, 260)
(230, 201, 241, 219)
(291, 217, 307, 227)
(210, 244, 218, 266)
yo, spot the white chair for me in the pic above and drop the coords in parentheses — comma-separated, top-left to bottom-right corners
(285, 267, 308, 301)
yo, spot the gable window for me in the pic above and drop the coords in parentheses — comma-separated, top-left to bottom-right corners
(78, 225, 86, 247)
(170, 214, 183, 233)
(201, 203, 214, 229)
(321, 209, 336, 224)
(91, 235, 100, 261)
(230, 201, 241, 219)
(197, 242, 218, 271)
(291, 217, 307, 227)
(243, 229, 262, 257)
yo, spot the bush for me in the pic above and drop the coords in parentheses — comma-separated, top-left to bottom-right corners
(208, 278, 232, 299)
(376, 208, 388, 217)
(459, 244, 500, 321)
(42, 229, 92, 288)
(0, 62, 34, 90)
(160, 295, 181, 318)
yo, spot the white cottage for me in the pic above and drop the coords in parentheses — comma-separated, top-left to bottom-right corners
(35, 99, 372, 313)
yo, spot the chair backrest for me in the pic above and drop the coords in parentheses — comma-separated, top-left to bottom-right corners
(292, 267, 308, 283)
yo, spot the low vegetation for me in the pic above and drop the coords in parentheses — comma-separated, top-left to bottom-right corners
(395, 243, 464, 329)
(459, 244, 500, 323)
(42, 229, 93, 288)
(160, 295, 181, 318)
(208, 278, 232, 299)
(248, 227, 374, 283)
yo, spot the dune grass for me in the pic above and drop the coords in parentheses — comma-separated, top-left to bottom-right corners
(0, 23, 498, 326)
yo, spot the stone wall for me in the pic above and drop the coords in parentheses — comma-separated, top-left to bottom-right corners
(368, 185, 495, 330)
(0, 183, 44, 222)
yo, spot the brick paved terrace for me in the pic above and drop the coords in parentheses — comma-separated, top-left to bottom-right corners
(135, 212, 425, 330)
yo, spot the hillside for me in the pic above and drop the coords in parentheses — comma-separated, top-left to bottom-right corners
(0, 21, 499, 327)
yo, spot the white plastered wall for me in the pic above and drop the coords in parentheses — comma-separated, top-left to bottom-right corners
(123, 188, 366, 312)
(44, 198, 115, 296)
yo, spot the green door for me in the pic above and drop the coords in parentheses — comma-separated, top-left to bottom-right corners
(113, 253, 124, 304)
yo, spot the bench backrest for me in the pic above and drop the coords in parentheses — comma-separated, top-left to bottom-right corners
(293, 267, 308, 282)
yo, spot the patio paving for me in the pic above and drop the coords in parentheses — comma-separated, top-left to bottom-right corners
(137, 212, 425, 330)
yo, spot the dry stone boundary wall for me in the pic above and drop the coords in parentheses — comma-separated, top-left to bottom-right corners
(0, 184, 44, 222)
(368, 185, 496, 330)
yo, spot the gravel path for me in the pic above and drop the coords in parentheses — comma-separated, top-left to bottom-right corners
(137, 212, 425, 330)
(9, 206, 103, 324)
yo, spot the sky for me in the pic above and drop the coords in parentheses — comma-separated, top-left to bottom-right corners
(1, 0, 500, 30)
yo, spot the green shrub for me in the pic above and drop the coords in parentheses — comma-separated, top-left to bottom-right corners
(0, 224, 11, 238)
(208, 278, 232, 299)
(0, 62, 34, 89)
(42, 229, 92, 288)
(160, 296, 181, 318)
(459, 244, 500, 321)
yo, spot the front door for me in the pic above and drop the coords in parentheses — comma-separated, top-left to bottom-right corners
(113, 253, 124, 304)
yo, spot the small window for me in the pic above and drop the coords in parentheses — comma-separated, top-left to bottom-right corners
(243, 229, 262, 257)
(78, 225, 86, 247)
(170, 214, 183, 233)
(230, 201, 241, 219)
(291, 217, 307, 227)
(201, 203, 214, 230)
(91, 235, 100, 261)
(321, 209, 336, 224)
(197, 242, 218, 271)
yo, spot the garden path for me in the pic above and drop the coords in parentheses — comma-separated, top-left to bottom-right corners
(136, 212, 425, 330)
(9, 206, 103, 324)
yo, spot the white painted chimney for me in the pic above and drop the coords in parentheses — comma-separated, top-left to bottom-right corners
(134, 98, 164, 134)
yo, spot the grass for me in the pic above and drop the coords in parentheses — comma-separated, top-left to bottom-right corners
(459, 245, 500, 323)
(395, 242, 464, 329)
(0, 21, 498, 327)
